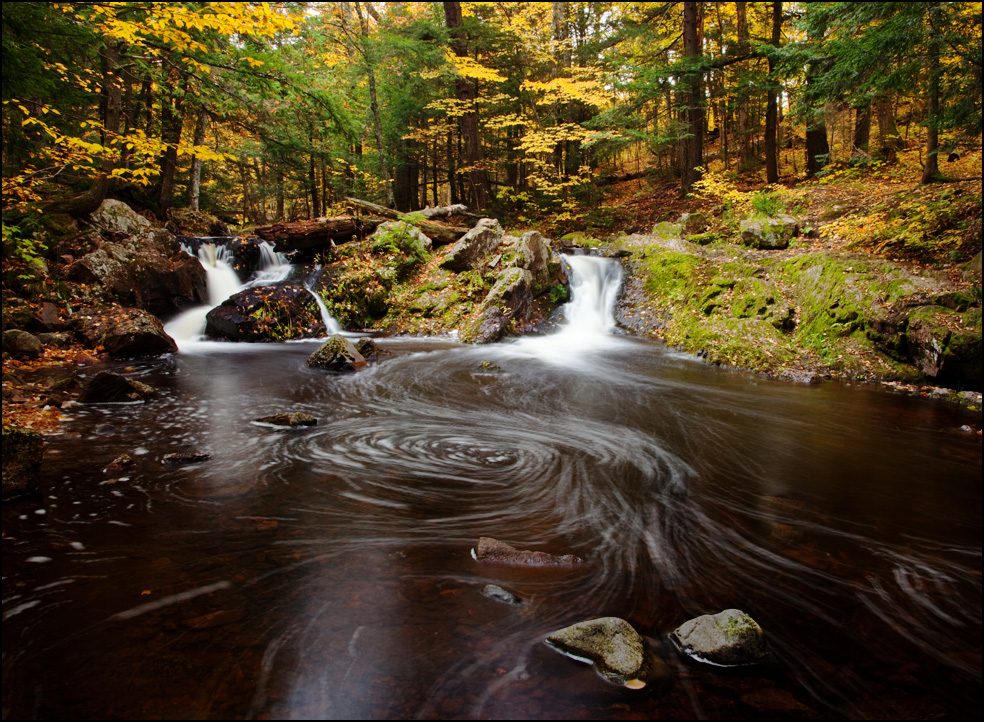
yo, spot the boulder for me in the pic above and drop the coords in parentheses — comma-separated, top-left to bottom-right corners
(2, 426, 43, 500)
(205, 282, 323, 342)
(3, 329, 43, 358)
(166, 207, 229, 237)
(307, 335, 367, 372)
(515, 231, 555, 291)
(105, 453, 136, 473)
(460, 268, 534, 344)
(906, 306, 983, 389)
(253, 412, 317, 428)
(440, 218, 504, 272)
(680, 212, 710, 235)
(670, 608, 770, 666)
(545, 617, 649, 686)
(354, 337, 389, 364)
(460, 305, 511, 345)
(36, 332, 72, 348)
(33, 301, 67, 331)
(79, 371, 156, 403)
(739, 215, 799, 250)
(90, 198, 152, 235)
(472, 536, 583, 566)
(76, 307, 177, 357)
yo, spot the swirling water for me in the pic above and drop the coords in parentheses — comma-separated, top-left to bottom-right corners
(2, 259, 980, 719)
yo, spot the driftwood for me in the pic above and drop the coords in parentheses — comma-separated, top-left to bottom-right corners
(253, 216, 377, 252)
(344, 197, 471, 245)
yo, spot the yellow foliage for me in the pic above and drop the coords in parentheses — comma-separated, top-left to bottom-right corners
(444, 50, 506, 83)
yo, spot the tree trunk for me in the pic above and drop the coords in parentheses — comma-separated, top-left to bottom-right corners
(920, 32, 941, 184)
(443, 1, 490, 210)
(764, 1, 782, 183)
(735, 2, 753, 171)
(679, 1, 703, 195)
(157, 70, 187, 214)
(804, 10, 829, 178)
(875, 94, 900, 163)
(309, 144, 321, 219)
(354, 2, 394, 206)
(187, 105, 208, 211)
(853, 102, 871, 156)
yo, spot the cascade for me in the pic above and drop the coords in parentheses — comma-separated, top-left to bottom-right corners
(557, 255, 624, 336)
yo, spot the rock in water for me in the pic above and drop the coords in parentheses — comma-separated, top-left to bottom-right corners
(670, 608, 769, 666)
(253, 412, 317, 428)
(79, 371, 155, 403)
(546, 617, 648, 686)
(162, 452, 211, 467)
(306, 336, 367, 372)
(472, 536, 583, 566)
(480, 584, 522, 605)
(2, 426, 43, 500)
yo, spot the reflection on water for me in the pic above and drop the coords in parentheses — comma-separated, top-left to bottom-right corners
(3, 335, 980, 719)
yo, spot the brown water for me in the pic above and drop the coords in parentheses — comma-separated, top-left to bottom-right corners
(3, 264, 981, 719)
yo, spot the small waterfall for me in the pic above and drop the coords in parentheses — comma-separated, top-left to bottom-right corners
(307, 287, 342, 335)
(558, 255, 624, 336)
(249, 241, 291, 286)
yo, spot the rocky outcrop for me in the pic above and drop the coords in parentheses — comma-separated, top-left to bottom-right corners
(461, 268, 534, 343)
(3, 329, 43, 358)
(307, 335, 367, 372)
(75, 307, 177, 357)
(546, 617, 656, 687)
(205, 282, 323, 342)
(472, 536, 583, 566)
(670, 609, 770, 666)
(739, 214, 800, 250)
(79, 371, 156, 403)
(2, 426, 43, 500)
(440, 218, 504, 272)
(90, 198, 152, 235)
(515, 231, 556, 292)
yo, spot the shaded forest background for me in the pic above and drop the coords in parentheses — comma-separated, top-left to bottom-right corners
(2, 1, 981, 238)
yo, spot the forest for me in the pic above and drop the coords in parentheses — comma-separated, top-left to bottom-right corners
(2, 4, 983, 720)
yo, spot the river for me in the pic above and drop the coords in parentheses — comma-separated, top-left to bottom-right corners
(2, 256, 980, 719)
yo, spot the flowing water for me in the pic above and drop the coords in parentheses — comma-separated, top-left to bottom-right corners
(3, 257, 981, 719)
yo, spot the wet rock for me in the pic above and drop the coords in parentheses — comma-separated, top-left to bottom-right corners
(670, 608, 770, 666)
(354, 337, 389, 364)
(460, 305, 510, 345)
(33, 302, 67, 331)
(36, 332, 72, 348)
(461, 268, 534, 344)
(481, 584, 522, 605)
(162, 452, 211, 467)
(253, 412, 317, 428)
(75, 306, 177, 357)
(478, 360, 503, 373)
(205, 282, 324, 342)
(545, 617, 651, 686)
(906, 306, 982, 389)
(3, 329, 43, 358)
(739, 215, 799, 250)
(307, 335, 367, 372)
(2, 426, 43, 500)
(79, 371, 155, 403)
(441, 218, 504, 272)
(779, 369, 822, 384)
(105, 453, 136, 473)
(472, 536, 583, 566)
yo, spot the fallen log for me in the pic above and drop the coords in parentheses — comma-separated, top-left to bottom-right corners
(593, 169, 650, 187)
(344, 197, 471, 245)
(253, 216, 378, 252)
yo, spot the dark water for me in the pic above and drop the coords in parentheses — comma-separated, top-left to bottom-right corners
(3, 274, 982, 718)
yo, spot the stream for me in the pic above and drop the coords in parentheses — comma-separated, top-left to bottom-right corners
(2, 256, 981, 719)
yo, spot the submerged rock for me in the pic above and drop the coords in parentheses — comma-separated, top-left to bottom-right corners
(105, 453, 136, 473)
(79, 371, 155, 403)
(2, 426, 43, 500)
(472, 536, 583, 566)
(253, 412, 317, 428)
(546, 617, 654, 687)
(162, 452, 211, 467)
(307, 335, 367, 372)
(670, 608, 770, 666)
(354, 337, 389, 364)
(480, 584, 522, 605)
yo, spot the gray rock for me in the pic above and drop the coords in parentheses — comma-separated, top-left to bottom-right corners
(307, 335, 367, 372)
(354, 337, 389, 364)
(480, 584, 522, 605)
(472, 536, 582, 566)
(440, 218, 504, 272)
(372, 220, 433, 253)
(739, 215, 799, 249)
(79, 371, 156, 404)
(3, 329, 43, 358)
(546, 617, 648, 685)
(36, 332, 72, 348)
(680, 212, 710, 235)
(515, 231, 553, 291)
(670, 608, 769, 666)
(2, 426, 43, 500)
(162, 452, 211, 467)
(90, 199, 152, 235)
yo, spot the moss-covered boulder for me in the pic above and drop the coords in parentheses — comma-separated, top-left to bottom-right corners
(306, 335, 366, 372)
(2, 425, 43, 500)
(253, 412, 317, 428)
(205, 282, 324, 342)
(739, 215, 799, 250)
(670, 609, 769, 666)
(460, 267, 533, 343)
(546, 617, 655, 687)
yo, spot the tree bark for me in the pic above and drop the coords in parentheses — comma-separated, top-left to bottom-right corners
(345, 196, 470, 245)
(443, 1, 490, 210)
(804, 9, 829, 178)
(735, 1, 753, 171)
(678, 1, 703, 195)
(853, 102, 871, 156)
(875, 94, 900, 163)
(764, 1, 782, 183)
(187, 105, 208, 211)
(157, 70, 187, 214)
(354, 2, 394, 206)
(920, 31, 941, 184)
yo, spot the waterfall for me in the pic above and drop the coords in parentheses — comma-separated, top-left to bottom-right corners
(558, 255, 624, 336)
(307, 287, 342, 335)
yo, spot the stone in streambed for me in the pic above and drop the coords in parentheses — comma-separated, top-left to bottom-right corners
(162, 452, 211, 467)
(480, 584, 522, 605)
(307, 336, 366, 372)
(354, 337, 390, 364)
(79, 371, 155, 403)
(670, 608, 770, 666)
(545, 617, 655, 687)
(253, 412, 317, 428)
(472, 536, 583, 566)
